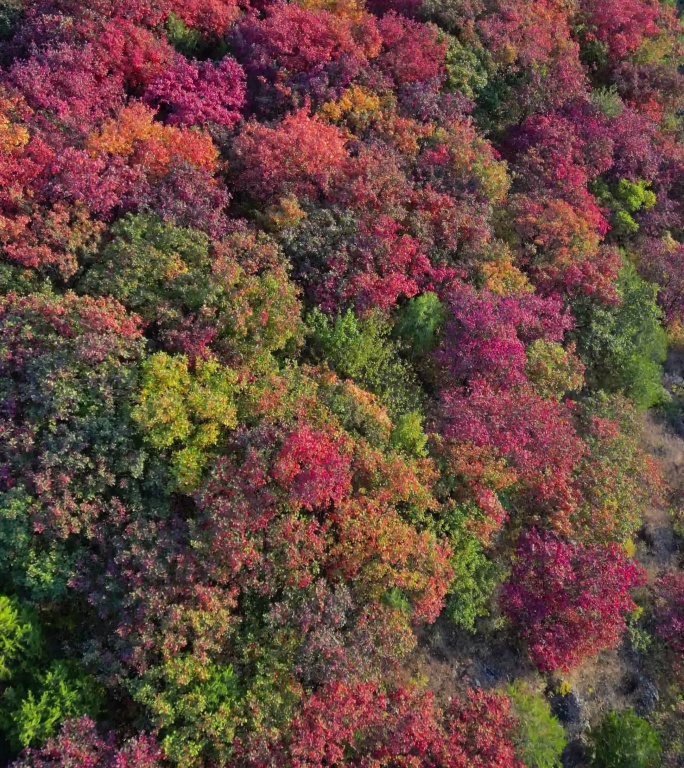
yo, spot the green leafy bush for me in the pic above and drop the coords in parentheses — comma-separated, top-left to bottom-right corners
(0, 596, 39, 682)
(390, 411, 429, 457)
(590, 86, 625, 119)
(133, 352, 239, 491)
(165, 12, 203, 56)
(164, 12, 227, 59)
(308, 308, 423, 419)
(0, 600, 100, 751)
(592, 179, 656, 239)
(572, 262, 667, 409)
(441, 505, 499, 631)
(10, 662, 101, 749)
(0, 0, 23, 40)
(0, 490, 75, 602)
(134, 657, 244, 767)
(444, 36, 490, 98)
(590, 710, 662, 768)
(393, 292, 446, 360)
(507, 682, 566, 768)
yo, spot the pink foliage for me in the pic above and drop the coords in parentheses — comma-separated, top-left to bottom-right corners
(376, 12, 447, 86)
(580, 0, 666, 60)
(168, 0, 240, 34)
(93, 19, 175, 91)
(502, 528, 645, 671)
(145, 55, 246, 128)
(261, 681, 524, 768)
(443, 688, 526, 768)
(47, 148, 149, 219)
(8, 44, 125, 131)
(439, 379, 584, 524)
(638, 237, 684, 325)
(654, 571, 684, 666)
(436, 281, 572, 388)
(12, 718, 162, 768)
(232, 109, 348, 203)
(236, 3, 381, 78)
(272, 426, 353, 511)
(508, 107, 614, 203)
(334, 216, 435, 312)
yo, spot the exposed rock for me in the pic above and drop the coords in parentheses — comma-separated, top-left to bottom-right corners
(562, 738, 590, 768)
(634, 677, 659, 716)
(476, 661, 503, 686)
(551, 691, 589, 737)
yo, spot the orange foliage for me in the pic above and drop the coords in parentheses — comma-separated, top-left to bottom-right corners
(86, 103, 219, 180)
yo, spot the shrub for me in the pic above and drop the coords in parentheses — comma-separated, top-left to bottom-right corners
(441, 504, 499, 631)
(502, 529, 645, 672)
(572, 262, 667, 409)
(308, 308, 423, 419)
(393, 292, 446, 359)
(507, 682, 566, 768)
(589, 710, 662, 768)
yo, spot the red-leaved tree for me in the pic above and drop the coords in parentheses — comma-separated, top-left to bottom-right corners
(654, 571, 684, 672)
(502, 528, 645, 671)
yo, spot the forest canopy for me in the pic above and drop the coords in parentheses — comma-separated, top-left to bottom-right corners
(1, 0, 684, 765)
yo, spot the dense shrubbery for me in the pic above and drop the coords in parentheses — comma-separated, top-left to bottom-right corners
(589, 710, 662, 768)
(507, 682, 566, 768)
(0, 0, 683, 763)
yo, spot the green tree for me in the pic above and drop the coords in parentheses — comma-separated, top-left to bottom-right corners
(590, 710, 662, 768)
(440, 504, 499, 631)
(165, 12, 204, 56)
(81, 216, 303, 365)
(590, 87, 624, 119)
(164, 12, 228, 59)
(133, 352, 239, 491)
(134, 656, 243, 768)
(0, 489, 77, 603)
(525, 339, 585, 401)
(79, 213, 211, 324)
(0, 599, 100, 752)
(0, 0, 23, 41)
(10, 662, 101, 750)
(0, 596, 39, 682)
(393, 292, 446, 360)
(444, 36, 491, 99)
(308, 309, 423, 420)
(390, 411, 429, 458)
(507, 682, 566, 768)
(572, 262, 667, 409)
(592, 179, 656, 240)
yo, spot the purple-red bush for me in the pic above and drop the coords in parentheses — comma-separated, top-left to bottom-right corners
(502, 528, 645, 671)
